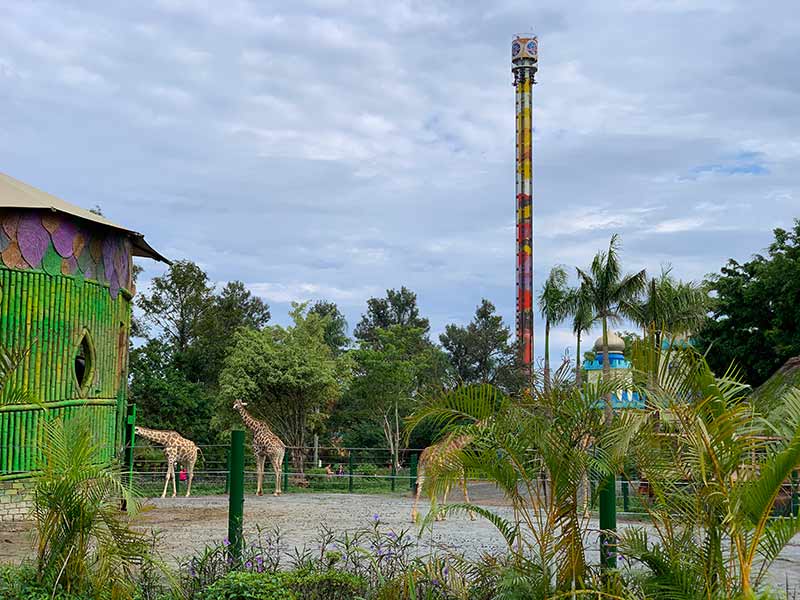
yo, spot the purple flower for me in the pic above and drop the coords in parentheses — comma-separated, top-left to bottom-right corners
(443, 566, 449, 577)
(245, 561, 252, 569)
(223, 537, 230, 547)
(373, 513, 380, 521)
(256, 556, 264, 565)
(431, 579, 440, 587)
(388, 531, 397, 539)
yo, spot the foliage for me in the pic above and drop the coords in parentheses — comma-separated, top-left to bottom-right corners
(283, 570, 367, 600)
(128, 339, 215, 446)
(621, 343, 800, 599)
(0, 340, 36, 406)
(699, 220, 800, 387)
(632, 266, 709, 346)
(576, 233, 647, 423)
(354, 287, 430, 347)
(218, 303, 349, 468)
(137, 260, 216, 353)
(199, 572, 294, 600)
(32, 416, 152, 599)
(439, 299, 523, 392)
(309, 301, 350, 355)
(407, 372, 631, 595)
(537, 266, 572, 390)
(569, 282, 595, 386)
(0, 565, 91, 600)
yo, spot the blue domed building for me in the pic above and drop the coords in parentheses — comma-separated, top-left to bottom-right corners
(583, 331, 644, 409)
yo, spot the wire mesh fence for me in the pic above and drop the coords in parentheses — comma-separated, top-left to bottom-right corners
(125, 443, 423, 498)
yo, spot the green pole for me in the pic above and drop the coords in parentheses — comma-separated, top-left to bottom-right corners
(224, 448, 230, 494)
(599, 473, 617, 569)
(228, 430, 245, 563)
(410, 452, 418, 491)
(391, 455, 396, 493)
(792, 470, 799, 517)
(348, 451, 354, 493)
(622, 478, 629, 513)
(282, 451, 289, 493)
(126, 405, 137, 492)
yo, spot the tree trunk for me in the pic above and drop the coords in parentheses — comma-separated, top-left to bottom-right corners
(575, 331, 582, 386)
(602, 317, 612, 425)
(394, 402, 401, 470)
(544, 319, 551, 392)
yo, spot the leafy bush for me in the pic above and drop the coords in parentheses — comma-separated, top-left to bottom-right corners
(0, 565, 90, 600)
(355, 464, 378, 476)
(199, 572, 294, 600)
(284, 570, 367, 600)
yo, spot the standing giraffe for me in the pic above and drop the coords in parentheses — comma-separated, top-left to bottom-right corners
(411, 433, 477, 524)
(134, 426, 199, 498)
(233, 399, 286, 496)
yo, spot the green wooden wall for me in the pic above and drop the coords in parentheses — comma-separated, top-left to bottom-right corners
(0, 264, 132, 478)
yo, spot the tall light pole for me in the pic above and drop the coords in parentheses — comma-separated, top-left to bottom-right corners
(512, 36, 537, 376)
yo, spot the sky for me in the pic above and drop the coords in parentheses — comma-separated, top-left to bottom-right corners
(1, 0, 798, 362)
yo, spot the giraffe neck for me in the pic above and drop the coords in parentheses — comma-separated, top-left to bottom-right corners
(136, 427, 170, 444)
(237, 406, 271, 435)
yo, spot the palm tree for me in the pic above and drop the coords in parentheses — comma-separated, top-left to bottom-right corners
(620, 346, 800, 599)
(576, 234, 646, 569)
(569, 284, 595, 386)
(407, 372, 628, 595)
(632, 265, 709, 348)
(576, 235, 647, 424)
(537, 266, 571, 391)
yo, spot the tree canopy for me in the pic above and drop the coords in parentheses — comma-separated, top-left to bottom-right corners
(699, 220, 800, 386)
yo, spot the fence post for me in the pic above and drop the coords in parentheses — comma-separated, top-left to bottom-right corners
(391, 456, 396, 493)
(283, 450, 289, 493)
(410, 452, 418, 492)
(348, 451, 354, 493)
(793, 470, 799, 517)
(126, 405, 137, 492)
(228, 430, 245, 563)
(622, 478, 629, 512)
(224, 448, 231, 494)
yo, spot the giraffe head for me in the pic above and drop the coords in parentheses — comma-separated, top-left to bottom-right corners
(233, 398, 248, 411)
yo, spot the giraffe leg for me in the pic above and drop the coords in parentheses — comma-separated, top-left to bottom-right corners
(271, 452, 282, 496)
(171, 460, 177, 497)
(411, 474, 424, 524)
(256, 454, 266, 496)
(439, 484, 450, 521)
(462, 473, 476, 521)
(186, 457, 195, 498)
(161, 462, 171, 499)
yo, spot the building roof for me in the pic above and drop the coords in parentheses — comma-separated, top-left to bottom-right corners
(593, 331, 626, 353)
(0, 172, 169, 264)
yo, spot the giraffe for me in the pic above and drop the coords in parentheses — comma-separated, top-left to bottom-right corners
(134, 426, 199, 498)
(411, 432, 477, 524)
(233, 399, 286, 496)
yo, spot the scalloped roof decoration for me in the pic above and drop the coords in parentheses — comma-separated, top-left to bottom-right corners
(0, 172, 169, 264)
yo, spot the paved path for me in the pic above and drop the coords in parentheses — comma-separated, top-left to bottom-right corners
(2, 491, 799, 591)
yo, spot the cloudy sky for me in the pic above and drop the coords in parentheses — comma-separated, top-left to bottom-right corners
(1, 0, 798, 360)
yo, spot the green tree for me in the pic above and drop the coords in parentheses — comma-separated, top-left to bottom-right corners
(439, 299, 522, 391)
(218, 303, 348, 470)
(137, 260, 215, 353)
(576, 233, 646, 568)
(632, 266, 709, 348)
(699, 220, 800, 386)
(128, 339, 215, 445)
(569, 283, 595, 386)
(309, 300, 349, 355)
(538, 266, 571, 391)
(354, 287, 430, 346)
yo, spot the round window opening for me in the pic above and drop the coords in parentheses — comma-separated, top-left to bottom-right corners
(75, 330, 95, 396)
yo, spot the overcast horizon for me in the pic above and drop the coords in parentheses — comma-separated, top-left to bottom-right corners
(1, 1, 798, 360)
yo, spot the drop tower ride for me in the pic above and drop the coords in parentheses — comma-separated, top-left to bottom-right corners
(512, 36, 537, 374)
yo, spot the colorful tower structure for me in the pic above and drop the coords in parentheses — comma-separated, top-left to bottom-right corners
(512, 36, 537, 373)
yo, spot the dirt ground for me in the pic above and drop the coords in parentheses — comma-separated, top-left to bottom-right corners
(3, 486, 799, 591)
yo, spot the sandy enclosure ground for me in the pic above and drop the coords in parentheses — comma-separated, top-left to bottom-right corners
(3, 486, 800, 590)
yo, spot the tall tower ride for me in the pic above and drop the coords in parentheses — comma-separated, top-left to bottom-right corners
(512, 36, 537, 373)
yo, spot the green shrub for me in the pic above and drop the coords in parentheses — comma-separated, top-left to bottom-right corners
(354, 464, 378, 476)
(199, 572, 294, 600)
(0, 565, 90, 600)
(285, 570, 367, 600)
